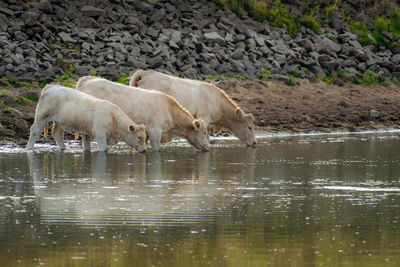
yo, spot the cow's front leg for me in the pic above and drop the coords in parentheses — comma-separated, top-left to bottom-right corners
(147, 129, 162, 152)
(27, 120, 47, 150)
(95, 134, 108, 153)
(82, 134, 91, 152)
(52, 122, 66, 150)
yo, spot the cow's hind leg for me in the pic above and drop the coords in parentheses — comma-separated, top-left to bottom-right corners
(52, 122, 66, 150)
(27, 119, 48, 150)
(82, 134, 91, 152)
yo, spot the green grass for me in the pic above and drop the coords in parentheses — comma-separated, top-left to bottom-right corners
(258, 69, 272, 79)
(14, 96, 33, 105)
(300, 13, 321, 33)
(353, 69, 386, 85)
(49, 40, 81, 51)
(54, 65, 76, 80)
(216, 0, 298, 35)
(58, 79, 75, 87)
(0, 89, 8, 96)
(285, 76, 298, 86)
(347, 9, 400, 45)
(116, 73, 130, 84)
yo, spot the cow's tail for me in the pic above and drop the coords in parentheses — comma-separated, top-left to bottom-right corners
(43, 123, 49, 139)
(76, 76, 98, 90)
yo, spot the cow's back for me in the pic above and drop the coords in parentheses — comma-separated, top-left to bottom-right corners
(77, 77, 174, 128)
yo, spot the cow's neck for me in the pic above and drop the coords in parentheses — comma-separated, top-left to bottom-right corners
(171, 109, 194, 139)
(216, 93, 238, 130)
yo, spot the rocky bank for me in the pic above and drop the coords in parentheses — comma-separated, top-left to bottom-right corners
(1, 0, 400, 81)
(1, 0, 400, 144)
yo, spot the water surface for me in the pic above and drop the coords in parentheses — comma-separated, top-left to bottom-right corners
(1, 131, 400, 266)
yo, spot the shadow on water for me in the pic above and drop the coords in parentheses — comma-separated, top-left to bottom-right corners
(0, 132, 400, 266)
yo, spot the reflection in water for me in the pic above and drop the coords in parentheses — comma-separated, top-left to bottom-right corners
(30, 151, 221, 227)
(1, 132, 400, 266)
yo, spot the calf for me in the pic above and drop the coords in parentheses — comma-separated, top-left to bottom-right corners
(27, 84, 147, 153)
(130, 70, 256, 147)
(76, 77, 209, 152)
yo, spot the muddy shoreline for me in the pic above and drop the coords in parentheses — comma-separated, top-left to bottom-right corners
(1, 79, 400, 146)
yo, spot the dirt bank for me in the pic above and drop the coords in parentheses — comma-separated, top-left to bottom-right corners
(1, 79, 400, 146)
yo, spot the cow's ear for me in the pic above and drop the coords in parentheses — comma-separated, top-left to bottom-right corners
(235, 107, 244, 120)
(193, 120, 202, 131)
(129, 125, 136, 134)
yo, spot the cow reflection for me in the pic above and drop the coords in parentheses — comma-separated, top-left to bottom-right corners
(28, 149, 253, 227)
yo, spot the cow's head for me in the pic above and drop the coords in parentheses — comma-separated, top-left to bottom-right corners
(125, 124, 147, 153)
(186, 119, 210, 151)
(229, 107, 256, 147)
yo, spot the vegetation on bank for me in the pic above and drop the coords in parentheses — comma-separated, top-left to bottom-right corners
(213, 0, 400, 44)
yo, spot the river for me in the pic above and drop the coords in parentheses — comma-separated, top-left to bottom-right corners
(0, 131, 399, 266)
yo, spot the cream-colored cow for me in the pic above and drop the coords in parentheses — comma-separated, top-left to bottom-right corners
(76, 76, 209, 152)
(27, 84, 147, 153)
(130, 70, 256, 147)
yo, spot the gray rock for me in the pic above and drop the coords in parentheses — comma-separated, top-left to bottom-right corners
(10, 53, 24, 65)
(318, 55, 338, 72)
(231, 49, 244, 60)
(337, 100, 350, 108)
(246, 38, 256, 48)
(146, 55, 163, 68)
(254, 34, 266, 46)
(147, 27, 160, 40)
(75, 65, 91, 76)
(58, 32, 76, 43)
(182, 68, 197, 78)
(388, 44, 400, 54)
(20, 12, 40, 27)
(0, 7, 14, 17)
(216, 62, 231, 74)
(14, 118, 28, 131)
(204, 31, 226, 46)
(225, 32, 234, 43)
(0, 127, 15, 137)
(369, 110, 380, 118)
(318, 39, 340, 57)
(200, 63, 216, 75)
(357, 62, 367, 72)
(343, 59, 357, 68)
(81, 6, 104, 18)
(82, 42, 91, 51)
(140, 43, 153, 53)
(382, 31, 393, 42)
(150, 9, 166, 23)
(348, 40, 363, 49)
(392, 54, 400, 65)
(296, 39, 315, 52)
(127, 56, 146, 68)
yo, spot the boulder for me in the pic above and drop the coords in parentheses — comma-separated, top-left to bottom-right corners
(58, 32, 75, 43)
(81, 6, 104, 18)
(369, 110, 380, 118)
(318, 55, 338, 72)
(204, 31, 226, 46)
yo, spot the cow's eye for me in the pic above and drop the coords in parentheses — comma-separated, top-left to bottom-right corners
(138, 136, 142, 140)
(248, 127, 252, 130)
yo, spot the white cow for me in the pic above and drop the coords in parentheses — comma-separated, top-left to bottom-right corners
(76, 76, 209, 152)
(27, 84, 147, 153)
(130, 70, 256, 147)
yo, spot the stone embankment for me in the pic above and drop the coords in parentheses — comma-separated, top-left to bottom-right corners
(0, 0, 399, 82)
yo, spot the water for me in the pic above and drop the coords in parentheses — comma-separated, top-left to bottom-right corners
(1, 131, 400, 266)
